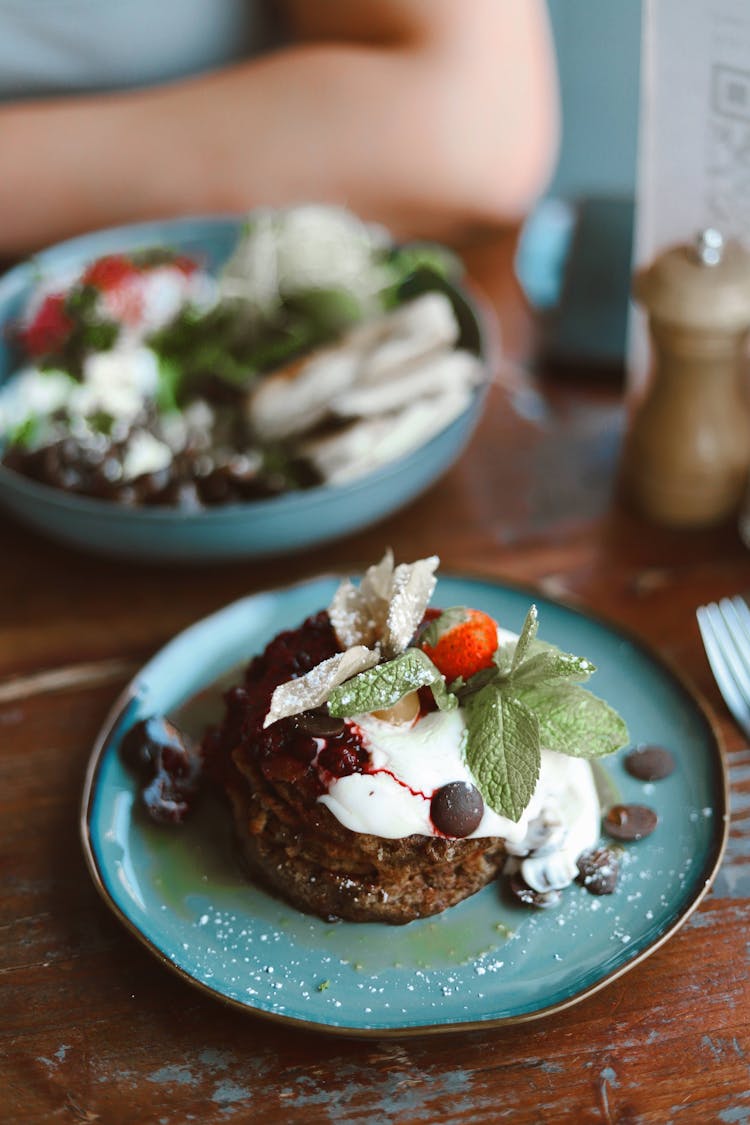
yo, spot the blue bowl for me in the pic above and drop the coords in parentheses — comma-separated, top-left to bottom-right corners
(0, 216, 490, 562)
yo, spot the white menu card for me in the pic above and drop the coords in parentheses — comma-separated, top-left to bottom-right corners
(630, 0, 750, 388)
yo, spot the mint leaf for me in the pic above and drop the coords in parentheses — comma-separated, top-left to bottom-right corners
(419, 607, 468, 648)
(327, 649, 456, 717)
(464, 687, 540, 822)
(511, 646, 596, 687)
(514, 681, 629, 758)
(511, 605, 539, 673)
(429, 671, 459, 713)
(492, 641, 515, 677)
(453, 604, 626, 820)
(453, 664, 501, 701)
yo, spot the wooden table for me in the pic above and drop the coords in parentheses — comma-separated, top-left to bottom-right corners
(3, 230, 750, 1124)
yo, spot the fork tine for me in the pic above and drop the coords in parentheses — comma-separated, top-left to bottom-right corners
(697, 601, 750, 741)
(716, 598, 750, 699)
(727, 595, 750, 644)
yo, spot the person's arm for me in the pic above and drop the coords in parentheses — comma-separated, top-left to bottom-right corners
(0, 0, 558, 257)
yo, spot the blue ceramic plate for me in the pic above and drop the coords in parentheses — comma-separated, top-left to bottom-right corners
(0, 217, 489, 561)
(81, 575, 728, 1036)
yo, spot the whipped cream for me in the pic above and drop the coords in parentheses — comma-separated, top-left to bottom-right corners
(319, 707, 600, 849)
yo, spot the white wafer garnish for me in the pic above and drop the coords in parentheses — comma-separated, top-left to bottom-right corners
(263, 645, 380, 728)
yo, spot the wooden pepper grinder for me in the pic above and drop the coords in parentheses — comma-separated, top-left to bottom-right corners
(624, 229, 750, 527)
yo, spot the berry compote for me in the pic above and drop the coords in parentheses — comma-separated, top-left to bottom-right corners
(203, 611, 371, 799)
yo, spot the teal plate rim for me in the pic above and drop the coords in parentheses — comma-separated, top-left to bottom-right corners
(80, 572, 729, 1038)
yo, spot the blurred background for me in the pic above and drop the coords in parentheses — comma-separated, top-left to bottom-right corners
(517, 0, 641, 378)
(548, 0, 641, 203)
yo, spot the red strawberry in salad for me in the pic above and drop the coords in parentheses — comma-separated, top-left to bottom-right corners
(81, 254, 145, 327)
(420, 607, 499, 684)
(81, 254, 142, 291)
(20, 293, 74, 358)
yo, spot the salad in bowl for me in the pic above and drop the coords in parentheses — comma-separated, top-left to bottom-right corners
(0, 206, 488, 516)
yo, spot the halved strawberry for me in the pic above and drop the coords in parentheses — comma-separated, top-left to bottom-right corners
(420, 607, 498, 684)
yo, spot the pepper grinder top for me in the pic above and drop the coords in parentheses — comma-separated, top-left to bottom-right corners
(634, 229, 750, 334)
(624, 230, 750, 528)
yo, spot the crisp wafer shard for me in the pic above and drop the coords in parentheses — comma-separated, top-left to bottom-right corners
(382, 556, 439, 657)
(328, 551, 438, 656)
(263, 645, 380, 728)
(328, 549, 394, 649)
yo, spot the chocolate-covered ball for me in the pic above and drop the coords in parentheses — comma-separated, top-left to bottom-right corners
(576, 847, 620, 895)
(430, 781, 484, 837)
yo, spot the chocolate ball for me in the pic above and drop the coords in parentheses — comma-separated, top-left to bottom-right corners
(576, 847, 620, 895)
(430, 781, 484, 837)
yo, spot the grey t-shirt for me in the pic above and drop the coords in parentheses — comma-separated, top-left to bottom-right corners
(0, 0, 280, 100)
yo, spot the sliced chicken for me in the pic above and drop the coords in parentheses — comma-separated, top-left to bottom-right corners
(298, 389, 475, 485)
(246, 289, 485, 482)
(331, 349, 482, 419)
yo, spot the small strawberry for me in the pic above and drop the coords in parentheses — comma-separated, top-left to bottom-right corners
(81, 254, 146, 327)
(420, 606, 498, 684)
(81, 254, 141, 291)
(20, 292, 74, 357)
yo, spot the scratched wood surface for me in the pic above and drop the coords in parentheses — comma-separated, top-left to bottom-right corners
(3, 231, 750, 1125)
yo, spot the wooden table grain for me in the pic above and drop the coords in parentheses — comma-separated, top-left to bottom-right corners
(3, 230, 750, 1125)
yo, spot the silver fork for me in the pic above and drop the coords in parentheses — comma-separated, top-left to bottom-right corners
(696, 595, 750, 741)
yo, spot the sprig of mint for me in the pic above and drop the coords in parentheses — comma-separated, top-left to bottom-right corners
(327, 649, 457, 717)
(461, 606, 628, 821)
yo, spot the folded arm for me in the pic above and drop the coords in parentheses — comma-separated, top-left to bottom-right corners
(0, 0, 558, 256)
